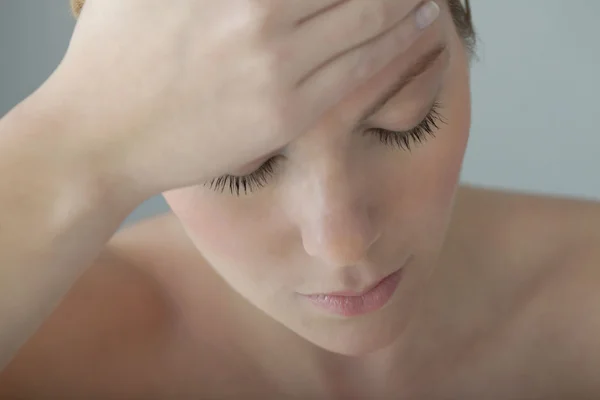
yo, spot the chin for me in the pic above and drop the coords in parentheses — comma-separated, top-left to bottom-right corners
(316, 333, 399, 357)
(311, 323, 405, 357)
(290, 306, 412, 357)
(273, 275, 426, 356)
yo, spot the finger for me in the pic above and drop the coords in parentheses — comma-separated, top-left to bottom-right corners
(296, 1, 440, 116)
(276, 0, 350, 25)
(287, 0, 425, 82)
(292, 0, 351, 25)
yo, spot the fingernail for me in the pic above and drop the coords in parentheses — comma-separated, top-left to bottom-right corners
(415, 1, 440, 30)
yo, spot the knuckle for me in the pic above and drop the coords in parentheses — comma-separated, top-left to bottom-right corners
(241, 0, 284, 36)
(358, 1, 391, 37)
(343, 59, 364, 87)
(350, 49, 380, 82)
(230, 0, 270, 36)
(391, 22, 416, 51)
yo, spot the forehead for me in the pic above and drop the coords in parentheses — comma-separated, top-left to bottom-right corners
(326, 17, 453, 126)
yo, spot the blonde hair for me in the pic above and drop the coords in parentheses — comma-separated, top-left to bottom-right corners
(70, 0, 84, 17)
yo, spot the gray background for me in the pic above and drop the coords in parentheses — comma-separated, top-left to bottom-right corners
(1, 1, 599, 226)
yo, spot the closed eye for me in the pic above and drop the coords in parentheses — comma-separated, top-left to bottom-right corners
(205, 102, 445, 196)
(368, 101, 445, 150)
(205, 156, 282, 196)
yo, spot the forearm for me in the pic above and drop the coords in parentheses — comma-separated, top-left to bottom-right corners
(0, 92, 141, 370)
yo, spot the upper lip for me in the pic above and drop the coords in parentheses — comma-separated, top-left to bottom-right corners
(300, 256, 412, 298)
(307, 269, 399, 297)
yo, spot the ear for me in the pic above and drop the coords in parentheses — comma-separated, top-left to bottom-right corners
(70, 0, 85, 18)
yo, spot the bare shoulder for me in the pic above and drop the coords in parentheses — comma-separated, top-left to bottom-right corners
(0, 214, 185, 398)
(451, 185, 600, 307)
(451, 185, 600, 260)
(451, 185, 600, 396)
(0, 213, 263, 398)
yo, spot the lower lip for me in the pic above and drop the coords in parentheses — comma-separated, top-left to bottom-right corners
(303, 269, 403, 317)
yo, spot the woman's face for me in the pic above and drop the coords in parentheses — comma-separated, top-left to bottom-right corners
(164, 2, 472, 356)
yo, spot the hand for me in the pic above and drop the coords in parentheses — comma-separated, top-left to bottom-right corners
(57, 0, 439, 196)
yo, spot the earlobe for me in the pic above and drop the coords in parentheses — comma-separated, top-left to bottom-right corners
(70, 0, 85, 18)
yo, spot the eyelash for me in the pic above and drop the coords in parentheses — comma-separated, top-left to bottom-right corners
(206, 102, 445, 196)
(369, 101, 445, 150)
(205, 156, 281, 196)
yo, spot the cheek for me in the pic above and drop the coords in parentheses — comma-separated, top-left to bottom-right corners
(421, 119, 468, 215)
(418, 47, 472, 220)
(425, 105, 470, 208)
(414, 24, 472, 215)
(164, 189, 288, 266)
(388, 124, 467, 234)
(385, 82, 470, 248)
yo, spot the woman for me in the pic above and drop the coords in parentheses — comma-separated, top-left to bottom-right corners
(1, 0, 599, 398)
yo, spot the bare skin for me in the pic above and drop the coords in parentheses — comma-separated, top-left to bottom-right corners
(1, 186, 600, 399)
(1, 1, 600, 399)
(0, 0, 441, 369)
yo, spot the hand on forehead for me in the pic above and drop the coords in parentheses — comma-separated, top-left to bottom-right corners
(69, 0, 426, 20)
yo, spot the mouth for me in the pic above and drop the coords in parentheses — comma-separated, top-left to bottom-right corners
(299, 259, 411, 317)
(322, 271, 398, 297)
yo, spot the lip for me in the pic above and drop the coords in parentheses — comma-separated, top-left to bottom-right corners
(301, 267, 405, 317)
(321, 270, 398, 297)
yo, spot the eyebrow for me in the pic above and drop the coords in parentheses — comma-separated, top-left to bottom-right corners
(358, 43, 448, 123)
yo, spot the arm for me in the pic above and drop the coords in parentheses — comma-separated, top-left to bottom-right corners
(0, 87, 144, 370)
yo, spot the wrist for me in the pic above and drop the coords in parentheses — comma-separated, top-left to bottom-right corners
(5, 84, 148, 221)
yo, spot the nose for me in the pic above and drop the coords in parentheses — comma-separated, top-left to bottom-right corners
(302, 212, 380, 267)
(298, 174, 380, 268)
